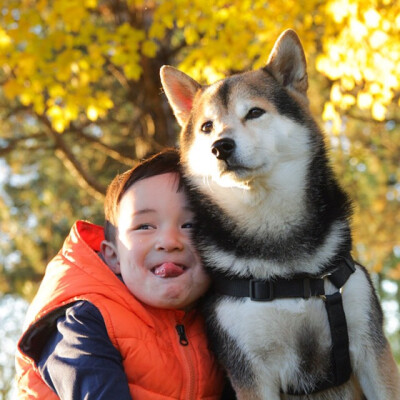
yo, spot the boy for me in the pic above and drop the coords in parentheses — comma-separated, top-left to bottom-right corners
(15, 149, 226, 399)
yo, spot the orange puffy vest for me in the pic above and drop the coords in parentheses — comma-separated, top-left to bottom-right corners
(16, 221, 225, 399)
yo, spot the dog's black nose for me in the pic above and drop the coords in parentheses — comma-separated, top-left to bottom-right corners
(211, 138, 235, 161)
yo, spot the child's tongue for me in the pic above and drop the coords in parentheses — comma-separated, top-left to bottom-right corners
(153, 262, 184, 278)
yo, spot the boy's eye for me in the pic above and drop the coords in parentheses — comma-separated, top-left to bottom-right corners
(136, 224, 154, 230)
(182, 222, 194, 229)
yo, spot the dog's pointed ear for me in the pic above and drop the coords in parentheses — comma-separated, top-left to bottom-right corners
(265, 29, 308, 96)
(160, 65, 201, 127)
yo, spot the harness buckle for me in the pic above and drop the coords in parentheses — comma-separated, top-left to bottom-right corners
(249, 279, 274, 301)
(320, 287, 343, 302)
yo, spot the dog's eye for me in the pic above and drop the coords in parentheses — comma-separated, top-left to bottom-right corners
(201, 121, 213, 133)
(245, 107, 265, 120)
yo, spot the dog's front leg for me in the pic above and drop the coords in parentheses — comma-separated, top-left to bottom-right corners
(232, 382, 281, 400)
(355, 340, 400, 399)
(233, 387, 281, 400)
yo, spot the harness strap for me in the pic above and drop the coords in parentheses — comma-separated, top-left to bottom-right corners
(213, 274, 325, 301)
(211, 254, 356, 395)
(325, 292, 352, 387)
(328, 256, 356, 288)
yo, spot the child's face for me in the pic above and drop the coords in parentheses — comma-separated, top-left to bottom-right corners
(103, 172, 210, 311)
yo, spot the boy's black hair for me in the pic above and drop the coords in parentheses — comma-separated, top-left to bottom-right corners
(104, 148, 182, 243)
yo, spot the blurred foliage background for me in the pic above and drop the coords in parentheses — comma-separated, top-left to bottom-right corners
(0, 0, 399, 397)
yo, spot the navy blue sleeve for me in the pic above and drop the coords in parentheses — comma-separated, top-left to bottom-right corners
(36, 301, 132, 400)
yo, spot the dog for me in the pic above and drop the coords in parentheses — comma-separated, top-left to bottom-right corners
(160, 29, 400, 399)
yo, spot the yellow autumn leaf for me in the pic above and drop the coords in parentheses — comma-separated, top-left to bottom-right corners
(84, 0, 97, 8)
(331, 84, 342, 103)
(364, 9, 381, 28)
(3, 80, 23, 99)
(64, 103, 79, 121)
(357, 92, 373, 109)
(52, 117, 68, 133)
(79, 72, 91, 86)
(78, 59, 90, 71)
(349, 19, 367, 41)
(341, 76, 355, 91)
(371, 102, 386, 121)
(20, 92, 33, 106)
(322, 102, 336, 121)
(0, 27, 11, 48)
(86, 105, 99, 121)
(49, 84, 66, 98)
(340, 94, 356, 109)
(322, 102, 342, 134)
(184, 26, 199, 45)
(369, 30, 388, 49)
(142, 40, 158, 58)
(97, 93, 114, 110)
(33, 97, 45, 115)
(149, 23, 165, 40)
(47, 105, 63, 118)
(372, 198, 386, 213)
(123, 64, 142, 80)
(17, 55, 36, 76)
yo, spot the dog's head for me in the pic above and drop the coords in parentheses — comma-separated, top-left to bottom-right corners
(161, 30, 314, 191)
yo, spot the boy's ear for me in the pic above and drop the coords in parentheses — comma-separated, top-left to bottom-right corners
(100, 240, 121, 274)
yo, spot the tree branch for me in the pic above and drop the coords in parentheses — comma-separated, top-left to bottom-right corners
(0, 142, 15, 156)
(106, 60, 130, 90)
(38, 115, 107, 199)
(346, 111, 400, 124)
(68, 124, 137, 166)
(0, 133, 47, 155)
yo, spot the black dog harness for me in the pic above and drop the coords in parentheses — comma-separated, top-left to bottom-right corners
(212, 255, 356, 395)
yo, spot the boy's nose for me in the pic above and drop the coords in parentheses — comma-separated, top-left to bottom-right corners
(155, 228, 184, 252)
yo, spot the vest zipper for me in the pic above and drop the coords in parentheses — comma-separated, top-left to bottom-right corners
(175, 323, 196, 399)
(176, 324, 189, 346)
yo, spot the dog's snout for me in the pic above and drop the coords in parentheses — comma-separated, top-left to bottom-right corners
(211, 138, 236, 161)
